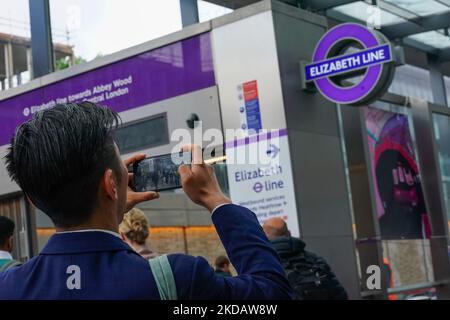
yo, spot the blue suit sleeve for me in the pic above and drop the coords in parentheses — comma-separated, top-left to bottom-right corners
(168, 204, 294, 299)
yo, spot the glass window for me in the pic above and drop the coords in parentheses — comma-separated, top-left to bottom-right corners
(384, 0, 450, 17)
(364, 102, 430, 240)
(0, 0, 32, 91)
(388, 64, 434, 103)
(432, 112, 450, 274)
(330, 1, 407, 26)
(0, 0, 30, 38)
(357, 101, 435, 297)
(432, 112, 450, 231)
(407, 31, 450, 50)
(432, 113, 450, 296)
(365, 102, 434, 299)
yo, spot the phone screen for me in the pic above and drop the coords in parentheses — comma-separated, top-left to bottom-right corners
(133, 152, 191, 192)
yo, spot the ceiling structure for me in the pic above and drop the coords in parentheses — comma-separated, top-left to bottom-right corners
(204, 0, 450, 63)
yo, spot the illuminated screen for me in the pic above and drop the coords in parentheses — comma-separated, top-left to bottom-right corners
(364, 106, 430, 239)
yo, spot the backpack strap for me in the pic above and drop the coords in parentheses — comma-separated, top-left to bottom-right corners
(0, 260, 21, 272)
(148, 254, 177, 300)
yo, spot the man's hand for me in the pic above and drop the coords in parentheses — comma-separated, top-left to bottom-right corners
(179, 145, 231, 213)
(123, 153, 159, 212)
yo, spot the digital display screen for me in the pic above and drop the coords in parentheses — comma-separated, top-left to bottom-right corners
(133, 152, 191, 192)
(115, 114, 169, 154)
(364, 106, 430, 239)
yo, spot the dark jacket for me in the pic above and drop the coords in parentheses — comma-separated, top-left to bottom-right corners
(0, 204, 294, 300)
(271, 236, 307, 259)
(214, 269, 232, 277)
(271, 236, 348, 300)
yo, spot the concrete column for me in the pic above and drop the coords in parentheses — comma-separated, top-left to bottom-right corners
(16, 72, 22, 85)
(4, 42, 14, 89)
(26, 47, 34, 80)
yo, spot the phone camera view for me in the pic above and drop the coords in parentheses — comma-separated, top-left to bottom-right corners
(134, 152, 191, 192)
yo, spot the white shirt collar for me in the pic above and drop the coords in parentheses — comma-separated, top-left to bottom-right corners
(0, 250, 13, 260)
(56, 229, 121, 239)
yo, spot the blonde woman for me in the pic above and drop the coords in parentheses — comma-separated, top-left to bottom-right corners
(119, 208, 158, 259)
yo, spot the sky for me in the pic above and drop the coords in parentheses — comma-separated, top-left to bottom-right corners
(0, 0, 231, 62)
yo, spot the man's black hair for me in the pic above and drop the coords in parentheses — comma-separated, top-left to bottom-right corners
(5, 101, 121, 228)
(0, 216, 15, 246)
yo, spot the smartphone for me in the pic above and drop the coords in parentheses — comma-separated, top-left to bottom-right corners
(133, 151, 191, 192)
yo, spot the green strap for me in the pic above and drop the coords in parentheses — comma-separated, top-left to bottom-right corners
(0, 260, 20, 272)
(149, 254, 177, 300)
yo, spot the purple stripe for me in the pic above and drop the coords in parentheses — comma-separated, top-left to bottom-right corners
(225, 128, 288, 149)
(0, 33, 215, 146)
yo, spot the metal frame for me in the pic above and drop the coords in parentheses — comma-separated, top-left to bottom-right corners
(428, 54, 449, 106)
(29, 0, 54, 78)
(180, 0, 200, 27)
(340, 102, 387, 299)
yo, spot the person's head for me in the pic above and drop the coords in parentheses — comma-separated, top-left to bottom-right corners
(119, 208, 150, 246)
(5, 102, 128, 230)
(263, 217, 291, 240)
(215, 255, 230, 272)
(0, 216, 15, 252)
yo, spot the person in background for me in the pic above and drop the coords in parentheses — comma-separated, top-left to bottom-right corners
(214, 255, 232, 277)
(263, 217, 348, 300)
(382, 257, 398, 300)
(119, 208, 158, 259)
(0, 216, 21, 272)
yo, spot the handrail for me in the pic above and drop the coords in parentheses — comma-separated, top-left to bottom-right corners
(387, 279, 450, 294)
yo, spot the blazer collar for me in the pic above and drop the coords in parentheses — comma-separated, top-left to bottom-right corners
(40, 230, 137, 255)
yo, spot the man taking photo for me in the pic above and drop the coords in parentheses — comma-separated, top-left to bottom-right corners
(0, 101, 293, 300)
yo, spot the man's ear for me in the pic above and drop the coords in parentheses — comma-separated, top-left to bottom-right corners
(103, 169, 118, 201)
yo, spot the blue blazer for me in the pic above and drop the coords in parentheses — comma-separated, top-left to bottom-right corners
(0, 204, 294, 300)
